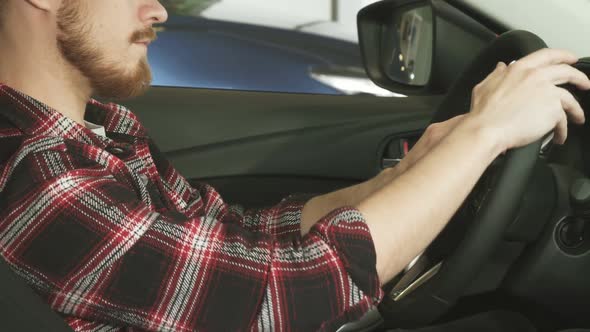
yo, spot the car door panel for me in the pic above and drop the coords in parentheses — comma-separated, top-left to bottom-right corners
(123, 87, 440, 204)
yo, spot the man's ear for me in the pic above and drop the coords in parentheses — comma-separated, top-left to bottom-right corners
(24, 0, 57, 12)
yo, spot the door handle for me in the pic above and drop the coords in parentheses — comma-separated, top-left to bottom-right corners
(382, 158, 402, 169)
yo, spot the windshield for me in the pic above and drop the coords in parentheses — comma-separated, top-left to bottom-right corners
(459, 0, 590, 56)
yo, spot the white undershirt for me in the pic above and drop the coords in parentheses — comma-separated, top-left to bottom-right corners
(84, 120, 107, 137)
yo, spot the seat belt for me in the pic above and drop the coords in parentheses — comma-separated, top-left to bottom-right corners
(0, 111, 73, 331)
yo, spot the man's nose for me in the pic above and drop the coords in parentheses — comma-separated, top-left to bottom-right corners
(140, 0, 169, 25)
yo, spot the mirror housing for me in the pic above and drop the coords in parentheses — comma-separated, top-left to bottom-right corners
(358, 0, 498, 96)
(358, 0, 435, 94)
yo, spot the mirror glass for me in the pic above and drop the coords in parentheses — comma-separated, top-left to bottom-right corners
(381, 5, 434, 86)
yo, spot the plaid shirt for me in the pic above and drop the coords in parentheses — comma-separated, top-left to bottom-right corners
(0, 83, 383, 331)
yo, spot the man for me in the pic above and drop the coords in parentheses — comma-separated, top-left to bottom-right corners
(0, 0, 588, 331)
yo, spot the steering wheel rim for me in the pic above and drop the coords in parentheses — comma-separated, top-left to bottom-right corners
(378, 30, 547, 327)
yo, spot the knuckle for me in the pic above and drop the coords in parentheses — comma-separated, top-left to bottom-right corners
(525, 67, 542, 80)
(509, 61, 526, 73)
(566, 71, 577, 83)
(573, 71, 585, 83)
(554, 88, 566, 101)
(472, 83, 482, 96)
(426, 123, 439, 133)
(532, 67, 545, 77)
(426, 124, 442, 140)
(555, 98, 564, 110)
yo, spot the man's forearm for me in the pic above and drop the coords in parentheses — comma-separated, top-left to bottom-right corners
(299, 118, 464, 236)
(300, 165, 402, 235)
(357, 116, 503, 284)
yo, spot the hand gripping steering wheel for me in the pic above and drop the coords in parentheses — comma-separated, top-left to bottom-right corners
(377, 30, 548, 328)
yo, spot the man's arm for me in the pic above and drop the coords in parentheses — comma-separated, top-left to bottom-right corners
(305, 49, 590, 284)
(302, 117, 499, 282)
(300, 166, 399, 236)
(149, 138, 313, 241)
(192, 181, 312, 239)
(0, 141, 382, 331)
(183, 114, 466, 239)
(357, 49, 590, 283)
(359, 118, 500, 281)
(300, 114, 468, 236)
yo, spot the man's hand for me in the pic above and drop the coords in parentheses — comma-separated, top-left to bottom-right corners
(357, 48, 590, 284)
(304, 48, 590, 284)
(398, 49, 590, 175)
(399, 49, 590, 171)
(469, 49, 590, 149)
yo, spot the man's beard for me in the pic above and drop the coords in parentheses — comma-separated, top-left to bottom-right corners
(56, 2, 155, 99)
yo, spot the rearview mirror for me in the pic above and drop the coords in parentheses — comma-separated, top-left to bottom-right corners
(358, 0, 435, 91)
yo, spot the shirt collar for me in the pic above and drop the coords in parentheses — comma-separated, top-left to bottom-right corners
(84, 120, 107, 137)
(0, 83, 148, 148)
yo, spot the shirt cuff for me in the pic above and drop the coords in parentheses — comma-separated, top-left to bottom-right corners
(279, 193, 316, 206)
(309, 206, 384, 305)
(259, 193, 313, 239)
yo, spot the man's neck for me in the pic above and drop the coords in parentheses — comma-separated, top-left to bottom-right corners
(0, 34, 92, 126)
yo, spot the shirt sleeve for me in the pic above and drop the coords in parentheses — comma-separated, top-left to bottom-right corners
(0, 149, 384, 331)
(193, 181, 313, 240)
(149, 138, 311, 240)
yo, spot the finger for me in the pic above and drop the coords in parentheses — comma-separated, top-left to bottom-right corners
(545, 64, 590, 90)
(479, 62, 507, 83)
(517, 48, 578, 68)
(553, 112, 568, 145)
(489, 62, 507, 78)
(471, 63, 507, 105)
(482, 62, 508, 87)
(557, 87, 586, 124)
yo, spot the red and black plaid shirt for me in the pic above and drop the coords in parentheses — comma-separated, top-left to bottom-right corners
(0, 83, 383, 331)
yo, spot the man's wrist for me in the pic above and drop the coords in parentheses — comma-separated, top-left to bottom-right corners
(458, 114, 506, 159)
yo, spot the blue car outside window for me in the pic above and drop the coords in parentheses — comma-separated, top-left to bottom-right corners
(152, 1, 397, 97)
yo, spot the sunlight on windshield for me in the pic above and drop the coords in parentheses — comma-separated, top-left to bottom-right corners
(160, 0, 379, 43)
(155, 0, 407, 97)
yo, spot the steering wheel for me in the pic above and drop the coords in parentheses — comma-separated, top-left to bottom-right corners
(376, 30, 548, 328)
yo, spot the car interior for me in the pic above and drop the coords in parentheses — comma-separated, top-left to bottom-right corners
(1, 0, 590, 331)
